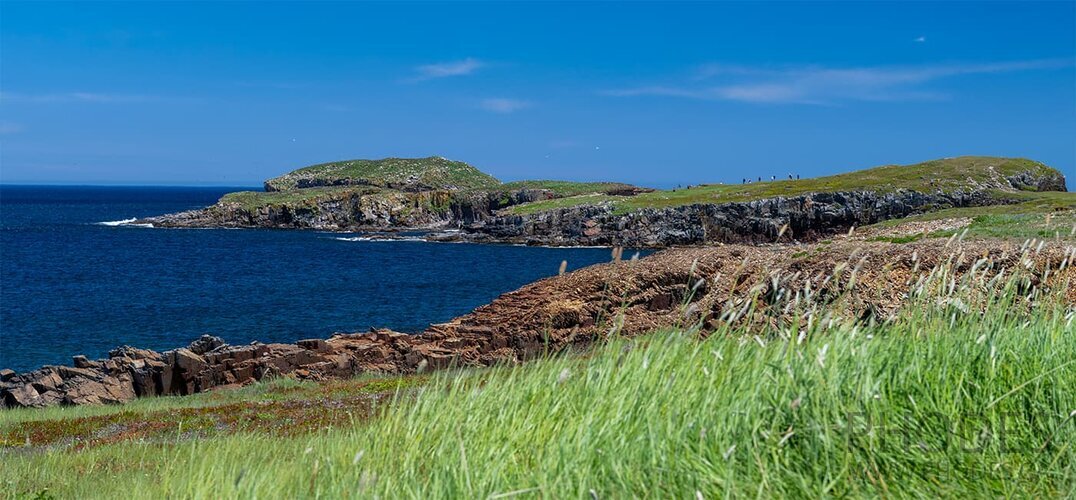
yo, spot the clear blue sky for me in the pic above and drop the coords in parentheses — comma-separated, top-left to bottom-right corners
(2, 1, 1073, 187)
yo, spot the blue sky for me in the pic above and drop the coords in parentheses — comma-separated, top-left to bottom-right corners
(1, 1, 1073, 187)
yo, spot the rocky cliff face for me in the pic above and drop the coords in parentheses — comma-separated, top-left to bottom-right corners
(456, 169, 1068, 246)
(1006, 170, 1068, 192)
(463, 189, 999, 247)
(142, 188, 555, 230)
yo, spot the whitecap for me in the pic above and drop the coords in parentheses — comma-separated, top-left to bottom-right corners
(98, 218, 137, 226)
(333, 236, 424, 242)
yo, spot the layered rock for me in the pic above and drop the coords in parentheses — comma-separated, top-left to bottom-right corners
(462, 189, 1001, 247)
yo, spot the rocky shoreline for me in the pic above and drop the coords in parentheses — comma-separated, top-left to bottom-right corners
(4, 239, 1073, 409)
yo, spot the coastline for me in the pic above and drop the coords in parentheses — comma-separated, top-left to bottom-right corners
(5, 238, 1074, 408)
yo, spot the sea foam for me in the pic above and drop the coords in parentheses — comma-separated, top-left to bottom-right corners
(98, 218, 153, 228)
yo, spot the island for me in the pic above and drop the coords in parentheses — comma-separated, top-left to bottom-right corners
(140, 155, 1068, 246)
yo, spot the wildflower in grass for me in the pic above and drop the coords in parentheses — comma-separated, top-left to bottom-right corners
(557, 368, 570, 385)
(817, 343, 830, 368)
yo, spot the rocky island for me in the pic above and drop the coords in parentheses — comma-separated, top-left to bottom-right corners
(140, 155, 1067, 246)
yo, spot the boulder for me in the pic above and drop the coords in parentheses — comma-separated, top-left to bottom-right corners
(109, 346, 161, 361)
(170, 348, 208, 374)
(72, 355, 100, 369)
(187, 335, 226, 355)
(3, 384, 42, 407)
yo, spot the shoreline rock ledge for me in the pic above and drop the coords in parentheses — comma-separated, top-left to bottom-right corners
(0, 327, 532, 408)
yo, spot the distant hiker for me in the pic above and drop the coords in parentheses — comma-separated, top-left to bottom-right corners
(796, 174, 800, 180)
(757, 176, 761, 182)
(742, 178, 746, 184)
(788, 173, 793, 180)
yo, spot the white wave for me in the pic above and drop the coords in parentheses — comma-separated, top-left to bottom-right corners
(98, 218, 137, 226)
(333, 236, 424, 242)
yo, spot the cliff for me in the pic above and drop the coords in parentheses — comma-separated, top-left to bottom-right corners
(463, 189, 1002, 247)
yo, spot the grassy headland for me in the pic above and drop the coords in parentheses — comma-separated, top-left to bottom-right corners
(182, 156, 1070, 236)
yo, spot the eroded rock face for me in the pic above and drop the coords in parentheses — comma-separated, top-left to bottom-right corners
(467, 189, 1001, 247)
(3, 240, 1073, 409)
(139, 189, 557, 230)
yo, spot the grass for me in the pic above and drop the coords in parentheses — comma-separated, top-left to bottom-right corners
(508, 193, 619, 215)
(264, 156, 501, 192)
(3, 253, 1075, 498)
(499, 180, 643, 197)
(507, 156, 1063, 215)
(866, 190, 1076, 241)
(219, 186, 387, 212)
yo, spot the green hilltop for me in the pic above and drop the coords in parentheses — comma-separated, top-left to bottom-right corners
(263, 156, 502, 192)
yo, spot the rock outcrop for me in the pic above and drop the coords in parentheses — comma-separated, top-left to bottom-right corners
(4, 239, 1073, 409)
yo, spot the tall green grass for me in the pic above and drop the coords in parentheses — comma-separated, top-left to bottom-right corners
(3, 256, 1075, 498)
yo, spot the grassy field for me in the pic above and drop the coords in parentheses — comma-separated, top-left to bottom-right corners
(498, 180, 643, 197)
(219, 185, 389, 212)
(508, 156, 1064, 215)
(3, 256, 1074, 498)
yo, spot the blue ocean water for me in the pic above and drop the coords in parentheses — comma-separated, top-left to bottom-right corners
(0, 186, 639, 373)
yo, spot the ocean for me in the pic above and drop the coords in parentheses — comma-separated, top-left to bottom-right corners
(0, 186, 642, 372)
